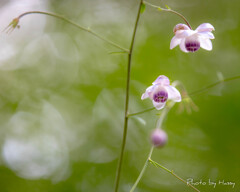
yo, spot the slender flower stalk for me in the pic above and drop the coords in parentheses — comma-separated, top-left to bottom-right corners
(128, 75, 240, 117)
(5, 11, 129, 53)
(130, 103, 200, 192)
(189, 75, 240, 96)
(156, 102, 175, 129)
(130, 104, 174, 192)
(148, 159, 200, 192)
(129, 146, 154, 192)
(143, 1, 192, 29)
(114, 1, 143, 191)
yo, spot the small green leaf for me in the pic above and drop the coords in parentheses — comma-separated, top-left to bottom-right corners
(140, 3, 146, 14)
(165, 4, 171, 10)
(157, 7, 162, 11)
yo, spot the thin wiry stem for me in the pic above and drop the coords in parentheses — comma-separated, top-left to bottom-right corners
(148, 159, 200, 192)
(130, 101, 175, 192)
(128, 107, 154, 117)
(130, 147, 154, 192)
(189, 75, 240, 96)
(156, 102, 175, 128)
(128, 75, 240, 117)
(143, 1, 192, 29)
(114, 1, 143, 192)
(8, 11, 129, 53)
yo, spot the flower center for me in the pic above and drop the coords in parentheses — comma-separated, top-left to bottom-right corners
(185, 40, 200, 52)
(153, 90, 168, 103)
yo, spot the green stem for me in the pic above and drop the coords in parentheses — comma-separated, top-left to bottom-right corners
(114, 1, 143, 192)
(156, 102, 175, 128)
(189, 75, 240, 96)
(16, 11, 129, 53)
(130, 147, 154, 192)
(128, 107, 155, 117)
(143, 1, 192, 29)
(148, 159, 200, 192)
(130, 100, 175, 191)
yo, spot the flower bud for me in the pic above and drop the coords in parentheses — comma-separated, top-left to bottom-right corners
(4, 17, 20, 34)
(151, 129, 168, 148)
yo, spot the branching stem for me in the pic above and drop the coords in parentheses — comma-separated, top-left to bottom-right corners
(148, 159, 200, 192)
(129, 147, 154, 192)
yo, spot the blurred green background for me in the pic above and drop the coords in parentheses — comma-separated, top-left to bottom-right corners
(0, 0, 239, 192)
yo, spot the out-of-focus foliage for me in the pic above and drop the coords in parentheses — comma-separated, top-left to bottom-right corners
(0, 0, 240, 191)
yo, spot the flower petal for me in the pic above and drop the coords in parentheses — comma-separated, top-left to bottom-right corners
(198, 31, 215, 39)
(141, 92, 148, 100)
(153, 75, 170, 86)
(152, 100, 166, 110)
(199, 37, 212, 51)
(179, 39, 188, 52)
(141, 85, 154, 100)
(165, 85, 181, 102)
(170, 36, 181, 49)
(196, 23, 215, 32)
(173, 23, 190, 33)
(175, 30, 195, 38)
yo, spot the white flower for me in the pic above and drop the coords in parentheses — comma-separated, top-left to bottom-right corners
(170, 23, 215, 52)
(141, 75, 181, 110)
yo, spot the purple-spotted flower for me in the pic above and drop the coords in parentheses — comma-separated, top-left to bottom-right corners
(151, 129, 168, 148)
(141, 75, 181, 110)
(170, 23, 215, 52)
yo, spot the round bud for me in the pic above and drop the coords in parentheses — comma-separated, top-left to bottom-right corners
(151, 129, 168, 148)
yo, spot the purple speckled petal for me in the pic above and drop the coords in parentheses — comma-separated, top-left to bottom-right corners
(184, 37, 200, 52)
(165, 85, 181, 102)
(152, 75, 170, 86)
(152, 100, 166, 110)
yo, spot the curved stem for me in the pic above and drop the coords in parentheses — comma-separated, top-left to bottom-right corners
(148, 159, 200, 192)
(114, 1, 143, 191)
(143, 1, 192, 29)
(130, 147, 154, 192)
(189, 75, 240, 96)
(15, 11, 129, 53)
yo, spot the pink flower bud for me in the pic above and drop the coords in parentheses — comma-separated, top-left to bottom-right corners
(151, 129, 168, 148)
